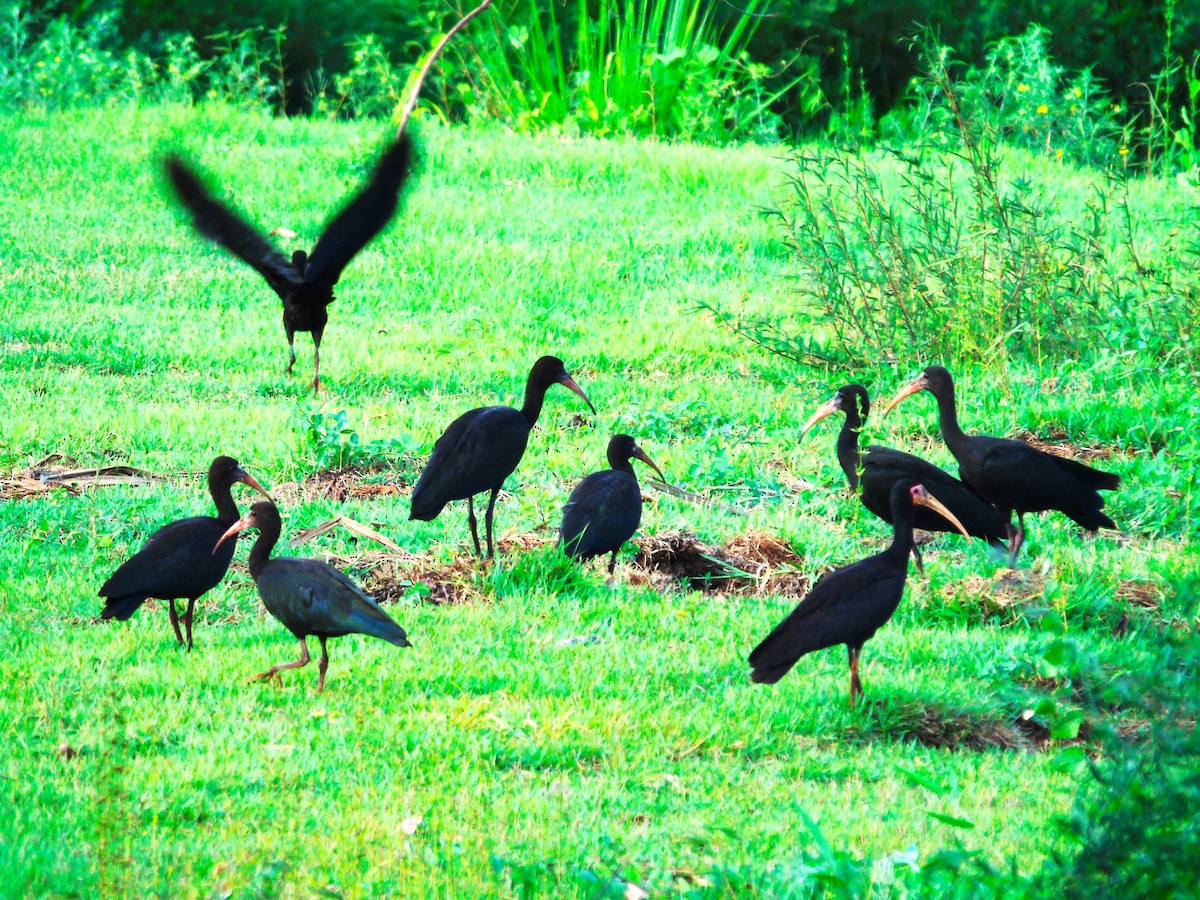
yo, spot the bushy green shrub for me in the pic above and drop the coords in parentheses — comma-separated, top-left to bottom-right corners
(701, 37, 1200, 371)
(890, 26, 1123, 168)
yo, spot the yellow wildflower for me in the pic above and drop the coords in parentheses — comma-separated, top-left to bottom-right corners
(1037, 103, 1049, 115)
(1056, 149, 1064, 159)
(1017, 83, 1030, 93)
(1074, 88, 1083, 99)
(1119, 147, 1129, 156)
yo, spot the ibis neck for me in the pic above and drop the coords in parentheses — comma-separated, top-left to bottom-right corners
(520, 380, 548, 426)
(211, 478, 240, 524)
(885, 502, 916, 567)
(932, 385, 970, 455)
(836, 418, 864, 492)
(247, 523, 281, 578)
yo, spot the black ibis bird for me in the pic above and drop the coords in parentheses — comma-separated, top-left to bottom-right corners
(99, 455, 272, 650)
(214, 501, 410, 692)
(801, 383, 1009, 565)
(165, 133, 414, 393)
(749, 480, 969, 704)
(560, 433, 666, 574)
(410, 355, 595, 558)
(884, 365, 1121, 564)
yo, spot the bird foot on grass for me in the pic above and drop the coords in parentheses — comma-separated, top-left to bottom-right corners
(249, 670, 285, 688)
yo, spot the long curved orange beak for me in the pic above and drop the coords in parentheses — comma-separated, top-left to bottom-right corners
(631, 446, 667, 484)
(213, 513, 256, 555)
(910, 484, 971, 539)
(883, 373, 929, 416)
(558, 373, 596, 414)
(235, 469, 274, 502)
(800, 395, 842, 437)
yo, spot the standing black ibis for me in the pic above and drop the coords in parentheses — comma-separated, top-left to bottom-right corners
(748, 480, 969, 703)
(410, 355, 595, 558)
(802, 383, 1009, 564)
(214, 501, 410, 692)
(560, 434, 666, 574)
(165, 133, 414, 393)
(99, 455, 272, 650)
(884, 365, 1121, 564)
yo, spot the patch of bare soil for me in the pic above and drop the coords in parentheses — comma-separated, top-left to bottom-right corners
(861, 701, 1067, 752)
(327, 549, 489, 606)
(630, 530, 811, 598)
(1013, 429, 1132, 462)
(946, 568, 1047, 622)
(270, 465, 409, 504)
(1115, 579, 1163, 611)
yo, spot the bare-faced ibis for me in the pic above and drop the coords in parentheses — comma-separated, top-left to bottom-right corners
(560, 434, 666, 574)
(165, 133, 414, 392)
(214, 501, 410, 692)
(802, 383, 1009, 566)
(884, 365, 1121, 564)
(410, 356, 595, 558)
(99, 455, 271, 650)
(749, 481, 969, 704)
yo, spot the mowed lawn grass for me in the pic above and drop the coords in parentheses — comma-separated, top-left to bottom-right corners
(1, 104, 1197, 896)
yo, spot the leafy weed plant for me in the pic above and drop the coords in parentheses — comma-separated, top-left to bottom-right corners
(449, 0, 798, 143)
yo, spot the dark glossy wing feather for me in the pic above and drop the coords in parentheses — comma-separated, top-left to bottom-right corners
(749, 555, 904, 684)
(257, 558, 410, 646)
(99, 516, 236, 617)
(861, 446, 1009, 544)
(410, 406, 531, 519)
(969, 437, 1117, 528)
(560, 470, 641, 559)
(305, 134, 413, 287)
(165, 155, 301, 300)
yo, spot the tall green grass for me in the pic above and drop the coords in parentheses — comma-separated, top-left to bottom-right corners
(449, 0, 796, 142)
(1, 104, 1197, 894)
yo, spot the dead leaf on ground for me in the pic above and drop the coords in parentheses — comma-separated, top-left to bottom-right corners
(2, 457, 164, 501)
(289, 515, 404, 552)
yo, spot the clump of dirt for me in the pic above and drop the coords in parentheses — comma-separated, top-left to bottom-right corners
(1012, 429, 1132, 461)
(329, 549, 488, 606)
(946, 569, 1047, 622)
(861, 701, 1062, 752)
(271, 465, 409, 504)
(1116, 579, 1162, 610)
(630, 531, 810, 597)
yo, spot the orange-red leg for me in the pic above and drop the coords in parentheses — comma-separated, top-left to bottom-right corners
(316, 635, 330, 693)
(848, 645, 863, 706)
(251, 638, 311, 687)
(168, 600, 185, 646)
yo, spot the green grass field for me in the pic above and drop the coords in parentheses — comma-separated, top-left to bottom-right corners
(1, 104, 1197, 897)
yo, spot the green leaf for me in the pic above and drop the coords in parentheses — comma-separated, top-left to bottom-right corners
(927, 811, 977, 829)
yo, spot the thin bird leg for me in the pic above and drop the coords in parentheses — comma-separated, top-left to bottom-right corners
(1008, 514, 1026, 567)
(183, 597, 197, 651)
(316, 635, 330, 693)
(484, 487, 501, 559)
(168, 599, 185, 646)
(251, 638, 311, 686)
(608, 550, 618, 575)
(848, 645, 863, 706)
(466, 495, 482, 557)
(911, 542, 925, 576)
(286, 330, 297, 376)
(310, 334, 322, 395)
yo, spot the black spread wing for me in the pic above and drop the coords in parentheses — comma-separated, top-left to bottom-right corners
(305, 134, 413, 288)
(165, 155, 301, 300)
